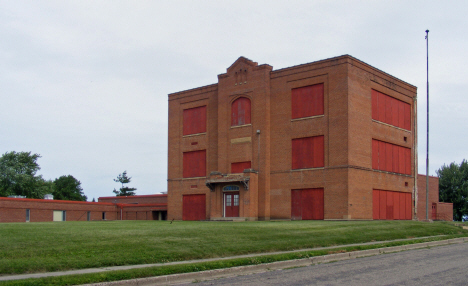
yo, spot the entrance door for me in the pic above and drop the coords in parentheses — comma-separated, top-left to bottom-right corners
(432, 203, 437, 220)
(224, 192, 239, 217)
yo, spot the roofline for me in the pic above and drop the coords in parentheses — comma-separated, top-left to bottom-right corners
(0, 197, 115, 206)
(116, 203, 168, 207)
(98, 194, 167, 200)
(168, 83, 218, 97)
(417, 174, 439, 179)
(272, 54, 416, 89)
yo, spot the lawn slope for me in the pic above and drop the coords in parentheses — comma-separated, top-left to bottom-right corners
(0, 220, 465, 274)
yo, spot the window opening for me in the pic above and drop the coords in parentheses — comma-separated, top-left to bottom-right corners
(231, 97, 251, 126)
(233, 194, 239, 206)
(223, 185, 240, 191)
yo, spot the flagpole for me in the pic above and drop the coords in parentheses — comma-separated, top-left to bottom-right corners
(425, 29, 430, 220)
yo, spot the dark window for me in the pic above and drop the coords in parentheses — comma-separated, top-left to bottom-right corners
(292, 136, 324, 169)
(26, 209, 30, 222)
(291, 84, 324, 119)
(371, 90, 411, 130)
(87, 211, 91, 221)
(183, 150, 206, 178)
(102, 212, 106, 220)
(231, 97, 251, 126)
(231, 161, 251, 173)
(183, 106, 206, 135)
(372, 139, 411, 175)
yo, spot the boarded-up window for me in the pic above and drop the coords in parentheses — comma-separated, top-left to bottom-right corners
(231, 97, 251, 126)
(231, 161, 251, 173)
(183, 150, 206, 178)
(291, 188, 324, 220)
(371, 90, 411, 130)
(372, 139, 411, 175)
(292, 83, 324, 119)
(183, 106, 206, 135)
(292, 136, 324, 169)
(373, 190, 411, 220)
(183, 194, 206, 221)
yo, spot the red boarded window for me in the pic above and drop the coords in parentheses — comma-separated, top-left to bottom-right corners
(373, 190, 411, 220)
(231, 161, 251, 173)
(372, 139, 411, 175)
(292, 136, 324, 169)
(291, 188, 324, 220)
(371, 90, 411, 130)
(231, 97, 251, 126)
(182, 194, 206, 221)
(183, 106, 206, 136)
(183, 150, 206, 178)
(292, 83, 324, 119)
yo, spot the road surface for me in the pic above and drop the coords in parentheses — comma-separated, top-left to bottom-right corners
(184, 243, 468, 285)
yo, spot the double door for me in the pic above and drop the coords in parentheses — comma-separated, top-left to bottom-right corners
(224, 192, 239, 217)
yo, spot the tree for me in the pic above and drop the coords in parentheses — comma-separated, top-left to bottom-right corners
(113, 171, 136, 196)
(437, 159, 468, 221)
(0, 151, 47, 198)
(53, 175, 87, 201)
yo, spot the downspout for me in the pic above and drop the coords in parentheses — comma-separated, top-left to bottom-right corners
(413, 95, 418, 220)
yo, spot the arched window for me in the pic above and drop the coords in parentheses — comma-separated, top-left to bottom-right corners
(223, 185, 240, 191)
(231, 97, 251, 126)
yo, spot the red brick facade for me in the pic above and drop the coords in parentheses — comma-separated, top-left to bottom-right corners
(416, 175, 453, 221)
(0, 195, 167, 223)
(168, 55, 419, 221)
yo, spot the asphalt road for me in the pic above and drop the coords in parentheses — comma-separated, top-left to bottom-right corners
(184, 243, 468, 286)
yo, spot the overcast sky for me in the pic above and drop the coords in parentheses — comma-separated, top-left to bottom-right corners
(1, 1, 467, 200)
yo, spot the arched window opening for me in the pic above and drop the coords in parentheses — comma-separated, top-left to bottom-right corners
(223, 185, 240, 191)
(231, 97, 251, 126)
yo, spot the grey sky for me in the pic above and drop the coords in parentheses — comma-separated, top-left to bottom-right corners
(1, 1, 467, 200)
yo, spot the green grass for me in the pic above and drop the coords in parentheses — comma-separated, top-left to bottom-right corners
(1, 235, 465, 286)
(0, 220, 465, 276)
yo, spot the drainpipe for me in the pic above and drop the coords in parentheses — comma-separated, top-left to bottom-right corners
(414, 94, 418, 220)
(257, 130, 261, 171)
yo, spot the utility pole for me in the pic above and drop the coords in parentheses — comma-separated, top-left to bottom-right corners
(425, 29, 430, 220)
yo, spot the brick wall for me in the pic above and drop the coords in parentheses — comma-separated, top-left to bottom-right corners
(0, 198, 117, 223)
(0, 195, 168, 223)
(417, 175, 453, 221)
(99, 194, 167, 204)
(167, 55, 417, 221)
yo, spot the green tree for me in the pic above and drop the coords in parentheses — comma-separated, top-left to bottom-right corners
(38, 178, 54, 196)
(437, 159, 468, 221)
(113, 171, 136, 196)
(0, 151, 47, 198)
(53, 175, 87, 201)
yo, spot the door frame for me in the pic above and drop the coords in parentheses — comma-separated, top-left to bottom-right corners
(223, 190, 240, 218)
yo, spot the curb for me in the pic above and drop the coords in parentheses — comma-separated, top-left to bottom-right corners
(84, 237, 468, 286)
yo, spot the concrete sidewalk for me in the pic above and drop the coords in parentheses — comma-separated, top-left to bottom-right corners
(1, 236, 466, 283)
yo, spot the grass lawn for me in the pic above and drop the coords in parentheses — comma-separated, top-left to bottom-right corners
(0, 220, 466, 275)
